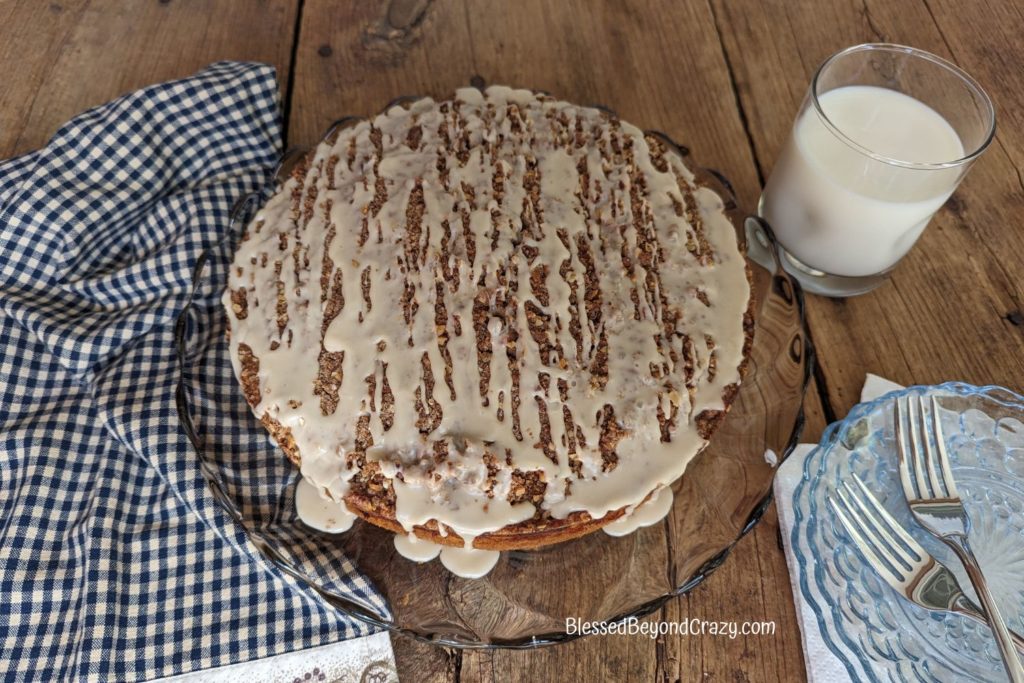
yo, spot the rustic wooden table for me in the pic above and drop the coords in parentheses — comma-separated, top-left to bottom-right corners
(7, 0, 1023, 679)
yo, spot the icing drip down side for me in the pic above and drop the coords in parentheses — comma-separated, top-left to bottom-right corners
(225, 86, 750, 548)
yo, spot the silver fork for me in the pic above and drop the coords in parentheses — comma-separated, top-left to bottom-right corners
(896, 395, 1024, 681)
(829, 475, 1024, 654)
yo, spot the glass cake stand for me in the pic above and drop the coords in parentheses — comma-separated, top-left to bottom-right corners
(174, 99, 814, 648)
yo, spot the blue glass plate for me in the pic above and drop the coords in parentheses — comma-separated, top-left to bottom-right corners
(792, 382, 1024, 681)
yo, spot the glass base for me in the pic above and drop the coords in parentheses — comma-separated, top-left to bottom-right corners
(745, 215, 890, 298)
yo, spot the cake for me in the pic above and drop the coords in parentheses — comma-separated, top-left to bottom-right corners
(224, 86, 753, 551)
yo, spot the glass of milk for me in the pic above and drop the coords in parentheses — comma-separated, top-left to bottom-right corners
(754, 44, 995, 297)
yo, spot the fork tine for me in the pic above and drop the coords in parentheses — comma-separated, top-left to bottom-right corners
(895, 398, 919, 500)
(839, 477, 918, 572)
(849, 473, 928, 561)
(908, 396, 933, 499)
(918, 395, 947, 497)
(929, 395, 959, 499)
(828, 492, 903, 587)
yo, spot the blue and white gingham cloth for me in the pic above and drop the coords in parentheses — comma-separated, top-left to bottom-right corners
(0, 62, 384, 682)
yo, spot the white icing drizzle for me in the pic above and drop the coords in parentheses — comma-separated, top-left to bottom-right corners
(393, 533, 442, 562)
(295, 477, 357, 533)
(438, 545, 501, 578)
(601, 485, 674, 537)
(226, 86, 750, 551)
(394, 530, 500, 580)
(394, 531, 501, 579)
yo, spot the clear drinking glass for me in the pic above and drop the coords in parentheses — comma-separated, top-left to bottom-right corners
(752, 43, 995, 297)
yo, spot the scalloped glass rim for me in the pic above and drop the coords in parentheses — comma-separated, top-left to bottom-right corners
(792, 381, 1024, 680)
(174, 94, 815, 649)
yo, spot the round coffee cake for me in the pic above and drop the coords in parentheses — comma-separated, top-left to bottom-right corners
(224, 86, 753, 550)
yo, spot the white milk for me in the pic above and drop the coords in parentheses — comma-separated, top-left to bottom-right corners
(760, 85, 964, 277)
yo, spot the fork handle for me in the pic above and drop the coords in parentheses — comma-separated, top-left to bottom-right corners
(946, 533, 1024, 682)
(954, 596, 1024, 655)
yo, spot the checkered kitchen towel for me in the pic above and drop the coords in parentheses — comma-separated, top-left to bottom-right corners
(0, 62, 386, 681)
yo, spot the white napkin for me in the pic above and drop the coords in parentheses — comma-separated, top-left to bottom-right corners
(153, 632, 397, 682)
(774, 373, 904, 683)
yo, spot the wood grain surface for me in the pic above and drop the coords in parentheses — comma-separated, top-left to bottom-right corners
(9, 0, 1023, 680)
(0, 0, 298, 158)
